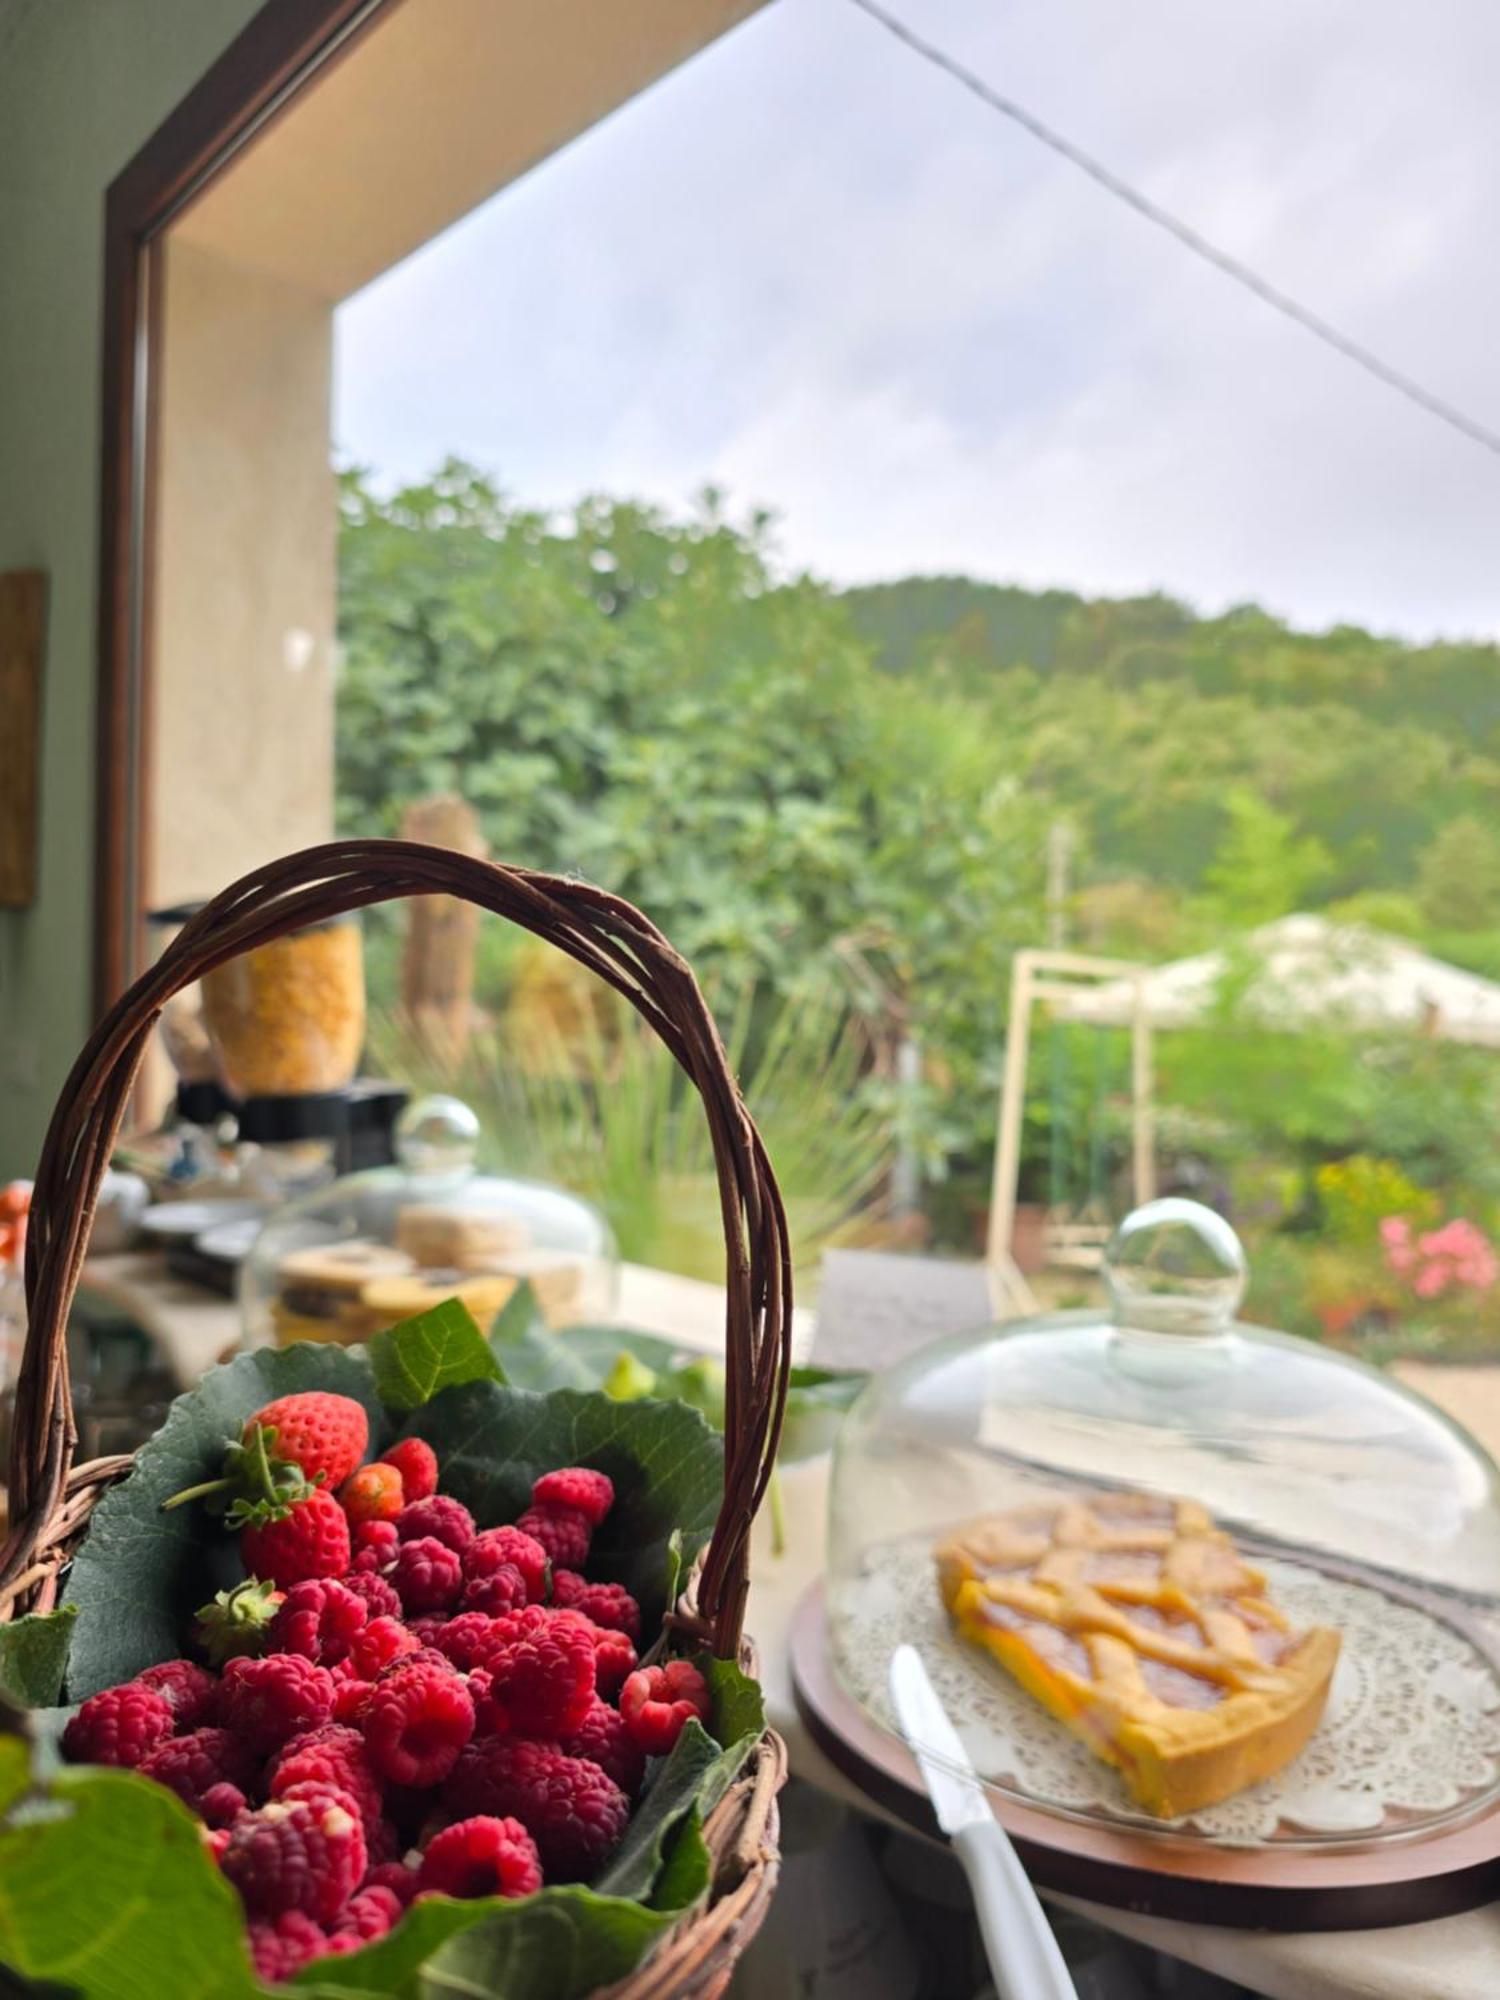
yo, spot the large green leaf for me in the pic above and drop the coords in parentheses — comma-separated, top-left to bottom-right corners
(0, 1610, 76, 1708)
(64, 1344, 387, 1700)
(370, 1299, 502, 1414)
(399, 1384, 722, 1634)
(0, 1760, 263, 1999)
(593, 1719, 721, 1903)
(417, 1892, 676, 2000)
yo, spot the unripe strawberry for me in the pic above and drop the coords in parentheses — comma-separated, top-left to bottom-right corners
(339, 1462, 404, 1525)
(380, 1437, 438, 1501)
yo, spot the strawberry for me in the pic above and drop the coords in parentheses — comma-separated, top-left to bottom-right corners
(241, 1489, 352, 1590)
(249, 1394, 369, 1490)
(339, 1462, 404, 1526)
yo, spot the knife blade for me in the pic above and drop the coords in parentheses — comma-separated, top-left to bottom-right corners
(888, 1644, 1078, 2000)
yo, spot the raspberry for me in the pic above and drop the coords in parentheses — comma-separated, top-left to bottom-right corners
(390, 1535, 464, 1615)
(136, 1658, 219, 1729)
(380, 1437, 438, 1501)
(433, 1611, 503, 1672)
(479, 1606, 596, 1738)
(331, 1882, 404, 1943)
(620, 1660, 711, 1757)
(201, 1783, 248, 1828)
(340, 1462, 405, 1526)
(139, 1727, 258, 1818)
(63, 1683, 175, 1768)
(406, 1614, 448, 1646)
(551, 1575, 640, 1641)
(222, 1792, 366, 1924)
(516, 1504, 590, 1571)
(462, 1567, 530, 1617)
(363, 1860, 420, 1906)
(464, 1526, 549, 1603)
(396, 1495, 474, 1553)
(418, 1815, 542, 1899)
(246, 1910, 328, 1983)
(532, 1467, 614, 1526)
(360, 1656, 474, 1787)
(333, 1675, 374, 1726)
(352, 1518, 400, 1566)
(271, 1725, 384, 1837)
(247, 1392, 369, 1489)
(561, 1698, 646, 1797)
(348, 1615, 420, 1681)
(221, 1653, 336, 1755)
(340, 1569, 402, 1621)
(444, 1737, 629, 1881)
(270, 1577, 369, 1664)
(242, 1488, 352, 1590)
(590, 1626, 638, 1700)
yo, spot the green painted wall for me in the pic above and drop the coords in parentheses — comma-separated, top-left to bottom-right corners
(0, 0, 262, 1176)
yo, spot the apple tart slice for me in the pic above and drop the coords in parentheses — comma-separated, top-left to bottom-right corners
(935, 1492, 1339, 1818)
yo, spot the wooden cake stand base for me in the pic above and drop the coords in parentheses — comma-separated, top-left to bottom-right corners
(790, 1579, 1500, 1929)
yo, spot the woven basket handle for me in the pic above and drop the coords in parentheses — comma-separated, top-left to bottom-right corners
(1, 840, 792, 1656)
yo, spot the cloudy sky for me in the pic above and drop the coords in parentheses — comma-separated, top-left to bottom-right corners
(333, 0, 1500, 642)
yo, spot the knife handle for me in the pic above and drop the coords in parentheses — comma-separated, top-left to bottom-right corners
(953, 1819, 1078, 2000)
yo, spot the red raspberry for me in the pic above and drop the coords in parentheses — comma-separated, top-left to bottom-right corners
(406, 1614, 448, 1646)
(561, 1698, 646, 1797)
(550, 1574, 640, 1641)
(590, 1626, 638, 1700)
(351, 1518, 400, 1567)
(63, 1683, 175, 1768)
(333, 1675, 374, 1726)
(340, 1569, 402, 1622)
(516, 1504, 590, 1570)
(221, 1653, 336, 1754)
(136, 1658, 219, 1729)
(443, 1737, 629, 1881)
(246, 1391, 369, 1489)
(532, 1467, 614, 1526)
(380, 1437, 438, 1501)
(222, 1791, 366, 1924)
(246, 1910, 328, 1983)
(360, 1656, 474, 1787)
(620, 1660, 711, 1757)
(464, 1526, 549, 1603)
(418, 1815, 542, 1899)
(348, 1615, 420, 1681)
(363, 1860, 420, 1906)
(139, 1726, 258, 1818)
(330, 1882, 404, 1943)
(461, 1566, 529, 1617)
(433, 1611, 503, 1672)
(242, 1488, 352, 1590)
(340, 1462, 405, 1525)
(390, 1535, 464, 1615)
(204, 1824, 233, 1866)
(396, 1494, 475, 1552)
(271, 1725, 384, 1837)
(270, 1577, 369, 1664)
(479, 1606, 596, 1738)
(200, 1782, 250, 1827)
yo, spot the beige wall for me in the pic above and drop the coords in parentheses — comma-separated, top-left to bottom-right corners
(150, 241, 337, 907)
(0, 0, 265, 1177)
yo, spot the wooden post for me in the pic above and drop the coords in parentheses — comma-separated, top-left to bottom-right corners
(988, 952, 1035, 1276)
(399, 795, 487, 1058)
(1131, 974, 1157, 1208)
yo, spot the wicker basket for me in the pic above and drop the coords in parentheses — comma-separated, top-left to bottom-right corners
(0, 839, 792, 1996)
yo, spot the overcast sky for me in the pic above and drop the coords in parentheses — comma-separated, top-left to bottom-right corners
(333, 0, 1500, 643)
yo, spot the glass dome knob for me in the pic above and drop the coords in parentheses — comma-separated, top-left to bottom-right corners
(394, 1094, 480, 1179)
(1103, 1197, 1247, 1335)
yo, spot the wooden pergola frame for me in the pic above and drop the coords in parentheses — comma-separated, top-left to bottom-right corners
(986, 948, 1158, 1310)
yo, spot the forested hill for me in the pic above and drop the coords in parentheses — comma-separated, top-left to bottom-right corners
(841, 576, 1500, 750)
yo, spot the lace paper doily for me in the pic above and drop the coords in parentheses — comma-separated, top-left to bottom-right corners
(830, 1533, 1500, 1844)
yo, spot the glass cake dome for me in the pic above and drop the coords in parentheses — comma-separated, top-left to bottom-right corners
(825, 1199, 1500, 1847)
(241, 1094, 617, 1349)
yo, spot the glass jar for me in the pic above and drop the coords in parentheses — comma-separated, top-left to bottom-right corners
(200, 915, 365, 1100)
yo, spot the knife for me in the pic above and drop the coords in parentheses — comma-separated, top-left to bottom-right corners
(889, 1644, 1078, 2000)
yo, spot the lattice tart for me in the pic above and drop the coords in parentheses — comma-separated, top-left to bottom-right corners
(935, 1491, 1340, 1817)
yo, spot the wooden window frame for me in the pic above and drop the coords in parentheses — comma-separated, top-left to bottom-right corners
(93, 0, 402, 1015)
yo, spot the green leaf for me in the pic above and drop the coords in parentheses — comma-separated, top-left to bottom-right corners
(370, 1299, 502, 1414)
(593, 1718, 720, 1903)
(488, 1280, 544, 1350)
(701, 1653, 766, 1754)
(0, 1760, 262, 1999)
(418, 1889, 675, 2000)
(490, 1318, 682, 1396)
(399, 1384, 722, 1636)
(780, 1366, 866, 1462)
(0, 1611, 76, 1708)
(63, 1343, 387, 1700)
(649, 1809, 711, 1915)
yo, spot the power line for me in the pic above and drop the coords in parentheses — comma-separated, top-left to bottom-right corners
(847, 0, 1500, 461)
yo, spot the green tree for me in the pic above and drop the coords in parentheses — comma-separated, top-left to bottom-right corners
(1417, 816, 1500, 931)
(1197, 790, 1331, 929)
